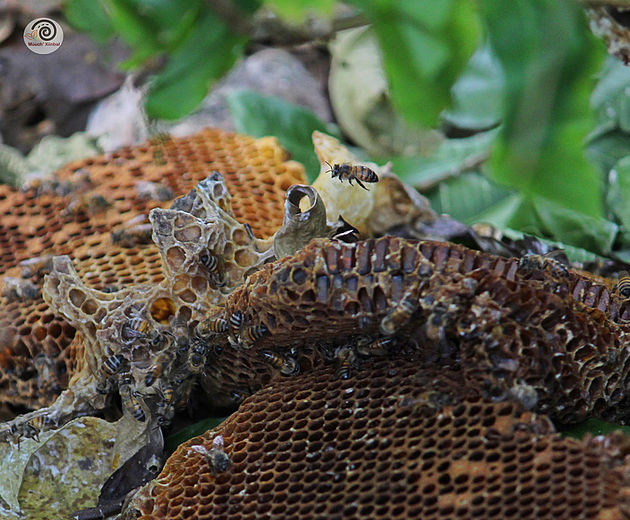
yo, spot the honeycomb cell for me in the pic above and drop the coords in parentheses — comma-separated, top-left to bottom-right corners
(130, 359, 630, 520)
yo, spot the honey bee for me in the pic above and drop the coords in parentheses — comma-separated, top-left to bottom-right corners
(0, 416, 49, 449)
(615, 276, 630, 298)
(200, 250, 218, 272)
(356, 337, 394, 357)
(334, 346, 357, 380)
(190, 435, 230, 475)
(111, 223, 153, 248)
(188, 339, 208, 373)
(121, 317, 151, 342)
(195, 317, 229, 337)
(2, 277, 40, 301)
(134, 180, 173, 202)
(122, 389, 146, 422)
(324, 161, 379, 191)
(64, 193, 111, 216)
(145, 353, 171, 387)
(175, 336, 190, 359)
(23, 415, 46, 442)
(156, 381, 175, 426)
(150, 132, 172, 165)
(229, 311, 244, 341)
(103, 353, 126, 375)
(240, 325, 268, 349)
(380, 290, 419, 336)
(200, 250, 226, 287)
(19, 255, 54, 279)
(260, 349, 300, 376)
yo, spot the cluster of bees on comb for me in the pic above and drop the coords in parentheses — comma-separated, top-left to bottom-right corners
(5, 130, 630, 518)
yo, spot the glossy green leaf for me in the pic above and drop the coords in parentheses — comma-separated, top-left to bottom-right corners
(586, 127, 630, 175)
(481, 0, 604, 217)
(426, 172, 516, 225)
(591, 57, 630, 131)
(146, 10, 247, 119)
(350, 0, 482, 127)
(443, 41, 505, 130)
(388, 130, 497, 190)
(65, 0, 114, 42)
(562, 418, 630, 440)
(165, 417, 228, 454)
(531, 196, 617, 254)
(228, 90, 340, 182)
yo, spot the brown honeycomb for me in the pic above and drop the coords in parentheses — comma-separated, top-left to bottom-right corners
(0, 129, 305, 412)
(129, 358, 630, 520)
(198, 236, 630, 424)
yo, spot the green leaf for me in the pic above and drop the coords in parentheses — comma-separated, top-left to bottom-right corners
(426, 172, 516, 225)
(64, 0, 114, 42)
(106, 0, 164, 64)
(227, 90, 339, 182)
(165, 417, 228, 454)
(388, 130, 497, 190)
(480, 0, 604, 217)
(500, 227, 606, 264)
(146, 9, 247, 119)
(531, 196, 618, 254)
(561, 418, 630, 440)
(586, 127, 630, 175)
(591, 57, 630, 131)
(350, 0, 482, 127)
(606, 156, 630, 233)
(443, 41, 505, 130)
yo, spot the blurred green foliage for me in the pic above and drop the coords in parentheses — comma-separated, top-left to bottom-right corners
(65, 0, 630, 262)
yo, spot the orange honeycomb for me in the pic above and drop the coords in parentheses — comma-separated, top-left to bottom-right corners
(0, 129, 305, 412)
(129, 358, 630, 520)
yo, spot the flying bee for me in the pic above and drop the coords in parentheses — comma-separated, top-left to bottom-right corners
(145, 353, 171, 387)
(324, 161, 379, 191)
(103, 353, 126, 376)
(334, 346, 358, 380)
(188, 339, 208, 373)
(260, 349, 300, 376)
(240, 325, 269, 349)
(195, 317, 229, 337)
(380, 290, 419, 336)
(121, 317, 151, 342)
(356, 337, 394, 357)
(615, 276, 630, 298)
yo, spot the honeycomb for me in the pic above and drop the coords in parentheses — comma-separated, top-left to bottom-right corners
(196, 236, 630, 424)
(0, 129, 305, 412)
(129, 357, 630, 520)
